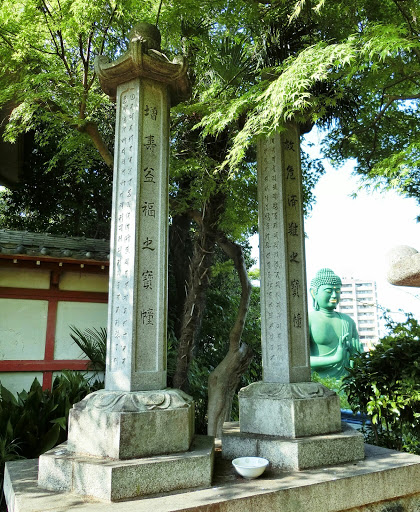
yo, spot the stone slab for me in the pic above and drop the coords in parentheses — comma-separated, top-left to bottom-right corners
(239, 382, 342, 437)
(66, 390, 195, 459)
(6, 444, 420, 512)
(37, 435, 214, 501)
(222, 421, 364, 470)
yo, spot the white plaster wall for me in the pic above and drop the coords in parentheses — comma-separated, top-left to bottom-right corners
(0, 268, 50, 289)
(0, 298, 48, 359)
(0, 372, 43, 395)
(54, 301, 108, 359)
(59, 272, 109, 292)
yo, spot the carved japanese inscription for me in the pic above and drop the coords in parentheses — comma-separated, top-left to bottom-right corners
(257, 124, 310, 384)
(109, 85, 138, 373)
(106, 78, 169, 391)
(136, 80, 167, 376)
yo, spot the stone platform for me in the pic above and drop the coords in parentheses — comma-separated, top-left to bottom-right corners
(6, 444, 420, 512)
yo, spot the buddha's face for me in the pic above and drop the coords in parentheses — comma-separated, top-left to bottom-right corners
(313, 284, 341, 311)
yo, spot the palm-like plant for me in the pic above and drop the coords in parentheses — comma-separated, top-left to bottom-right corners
(69, 326, 107, 372)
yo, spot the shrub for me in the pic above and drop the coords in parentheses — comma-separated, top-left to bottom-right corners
(0, 371, 103, 508)
(342, 314, 420, 453)
(69, 325, 107, 372)
(311, 372, 350, 410)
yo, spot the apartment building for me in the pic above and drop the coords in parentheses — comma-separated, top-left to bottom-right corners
(336, 277, 380, 352)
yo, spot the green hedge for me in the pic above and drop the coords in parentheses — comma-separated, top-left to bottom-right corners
(343, 314, 420, 453)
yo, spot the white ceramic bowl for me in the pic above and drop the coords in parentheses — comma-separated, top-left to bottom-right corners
(232, 457, 269, 479)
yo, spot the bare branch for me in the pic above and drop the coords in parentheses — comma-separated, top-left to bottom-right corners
(0, 31, 14, 49)
(207, 235, 253, 437)
(79, 121, 114, 169)
(216, 235, 252, 351)
(372, 93, 420, 126)
(99, 5, 118, 56)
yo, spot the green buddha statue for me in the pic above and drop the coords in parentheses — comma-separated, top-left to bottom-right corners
(309, 268, 362, 379)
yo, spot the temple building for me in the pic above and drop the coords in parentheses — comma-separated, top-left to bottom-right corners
(336, 277, 380, 351)
(0, 229, 109, 394)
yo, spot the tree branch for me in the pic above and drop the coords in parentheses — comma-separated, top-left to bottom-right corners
(79, 121, 114, 169)
(217, 234, 252, 351)
(99, 5, 118, 56)
(372, 93, 420, 126)
(207, 235, 254, 437)
(0, 31, 14, 49)
(392, 0, 420, 60)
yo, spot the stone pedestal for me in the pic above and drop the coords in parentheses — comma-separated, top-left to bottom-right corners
(67, 389, 195, 459)
(38, 436, 214, 501)
(222, 422, 364, 470)
(222, 382, 364, 470)
(38, 388, 212, 500)
(239, 382, 341, 438)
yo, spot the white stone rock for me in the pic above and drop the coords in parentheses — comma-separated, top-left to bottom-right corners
(387, 245, 420, 287)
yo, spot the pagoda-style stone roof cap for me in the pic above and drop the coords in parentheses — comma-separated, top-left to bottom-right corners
(387, 245, 420, 287)
(95, 22, 190, 105)
(0, 229, 110, 262)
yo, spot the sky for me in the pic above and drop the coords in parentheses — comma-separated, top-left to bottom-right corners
(251, 133, 420, 332)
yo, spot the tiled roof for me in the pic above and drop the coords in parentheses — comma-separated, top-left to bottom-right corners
(0, 230, 110, 262)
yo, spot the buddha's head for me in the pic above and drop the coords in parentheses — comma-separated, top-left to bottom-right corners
(310, 268, 342, 311)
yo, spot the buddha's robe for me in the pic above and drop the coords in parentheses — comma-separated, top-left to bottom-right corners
(309, 312, 362, 379)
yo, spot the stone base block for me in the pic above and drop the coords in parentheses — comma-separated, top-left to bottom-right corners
(222, 421, 364, 470)
(67, 389, 194, 459)
(38, 435, 214, 501)
(239, 381, 341, 437)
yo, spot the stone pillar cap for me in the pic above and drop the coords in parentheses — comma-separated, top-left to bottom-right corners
(95, 22, 190, 105)
(129, 22, 161, 51)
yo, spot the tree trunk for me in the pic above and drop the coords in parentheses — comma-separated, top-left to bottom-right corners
(172, 224, 216, 391)
(207, 236, 254, 438)
(169, 213, 193, 340)
(172, 190, 226, 391)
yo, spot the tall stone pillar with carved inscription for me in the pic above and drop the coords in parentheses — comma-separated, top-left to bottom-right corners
(37, 23, 214, 502)
(222, 124, 364, 470)
(258, 125, 311, 385)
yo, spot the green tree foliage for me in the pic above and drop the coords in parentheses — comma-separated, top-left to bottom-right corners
(0, 131, 113, 237)
(343, 314, 420, 453)
(1, 0, 418, 204)
(0, 0, 134, 165)
(194, 0, 419, 205)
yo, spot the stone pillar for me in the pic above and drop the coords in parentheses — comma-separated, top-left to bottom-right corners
(93, 24, 190, 393)
(222, 124, 364, 470)
(105, 56, 171, 392)
(258, 125, 310, 384)
(37, 23, 214, 501)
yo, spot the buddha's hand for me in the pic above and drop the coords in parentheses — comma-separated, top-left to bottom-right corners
(336, 335, 347, 357)
(341, 334, 350, 350)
